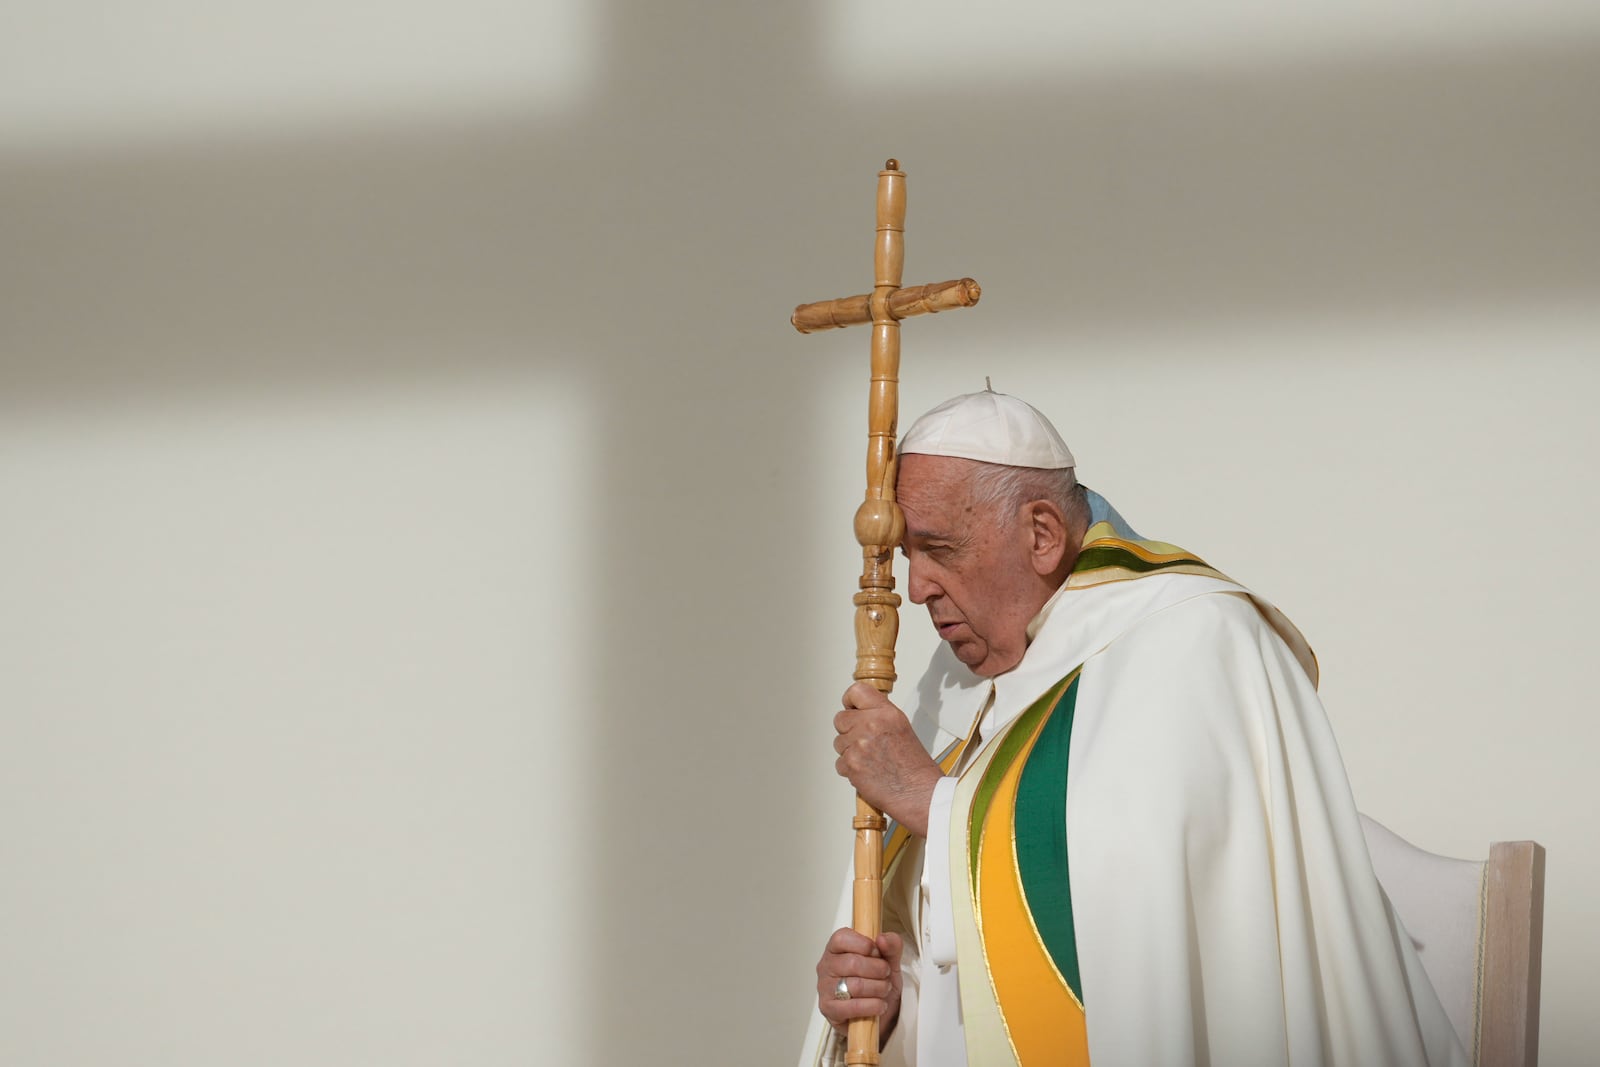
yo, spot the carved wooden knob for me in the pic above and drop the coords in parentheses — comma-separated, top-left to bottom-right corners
(853, 498, 905, 550)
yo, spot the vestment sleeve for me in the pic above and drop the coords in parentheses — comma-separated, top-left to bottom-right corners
(920, 774, 960, 968)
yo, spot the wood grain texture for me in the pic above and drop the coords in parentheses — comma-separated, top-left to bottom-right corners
(791, 159, 980, 1066)
(1481, 840, 1546, 1067)
(790, 278, 982, 334)
(844, 161, 906, 1067)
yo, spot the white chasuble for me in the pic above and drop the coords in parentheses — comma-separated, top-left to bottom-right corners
(802, 522, 1465, 1067)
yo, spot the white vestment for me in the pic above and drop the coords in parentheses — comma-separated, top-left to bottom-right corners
(802, 561, 1466, 1067)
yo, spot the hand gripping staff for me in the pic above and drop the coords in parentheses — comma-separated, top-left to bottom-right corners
(791, 160, 981, 1065)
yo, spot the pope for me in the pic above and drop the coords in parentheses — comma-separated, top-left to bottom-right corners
(801, 389, 1466, 1067)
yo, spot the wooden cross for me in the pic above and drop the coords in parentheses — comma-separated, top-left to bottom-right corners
(790, 159, 980, 1067)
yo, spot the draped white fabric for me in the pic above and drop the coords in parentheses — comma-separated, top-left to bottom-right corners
(804, 569, 1465, 1067)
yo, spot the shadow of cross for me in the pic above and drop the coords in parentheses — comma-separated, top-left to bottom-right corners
(1, 7, 1598, 1064)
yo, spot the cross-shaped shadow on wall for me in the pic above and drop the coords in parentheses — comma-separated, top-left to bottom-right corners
(2, 3, 1597, 1060)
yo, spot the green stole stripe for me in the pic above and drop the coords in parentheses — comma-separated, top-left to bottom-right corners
(1014, 673, 1082, 1001)
(968, 673, 1076, 889)
(1074, 543, 1207, 575)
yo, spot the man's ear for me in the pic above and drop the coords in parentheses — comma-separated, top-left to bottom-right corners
(1025, 500, 1070, 577)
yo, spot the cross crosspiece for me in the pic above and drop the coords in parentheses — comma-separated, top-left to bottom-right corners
(791, 159, 981, 697)
(791, 159, 980, 1067)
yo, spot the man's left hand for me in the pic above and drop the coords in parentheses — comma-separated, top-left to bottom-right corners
(833, 682, 943, 837)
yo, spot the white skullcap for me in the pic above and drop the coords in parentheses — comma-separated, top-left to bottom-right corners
(900, 389, 1075, 470)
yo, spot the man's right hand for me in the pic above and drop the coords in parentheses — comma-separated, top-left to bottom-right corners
(814, 928, 904, 1038)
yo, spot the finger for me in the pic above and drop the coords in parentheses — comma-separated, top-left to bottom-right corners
(833, 708, 857, 735)
(820, 993, 893, 1029)
(842, 682, 884, 710)
(825, 979, 902, 1011)
(823, 927, 880, 958)
(820, 951, 894, 982)
(877, 931, 905, 969)
(819, 973, 898, 1001)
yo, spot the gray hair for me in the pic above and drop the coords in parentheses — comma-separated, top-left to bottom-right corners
(966, 463, 1089, 530)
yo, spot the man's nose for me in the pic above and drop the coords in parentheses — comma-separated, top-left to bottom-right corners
(906, 559, 937, 605)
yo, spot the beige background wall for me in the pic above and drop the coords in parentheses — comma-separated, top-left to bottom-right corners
(2, 2, 1595, 1064)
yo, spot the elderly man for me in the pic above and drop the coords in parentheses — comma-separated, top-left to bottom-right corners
(800, 391, 1464, 1067)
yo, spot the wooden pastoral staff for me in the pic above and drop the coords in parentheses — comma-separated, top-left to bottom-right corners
(791, 160, 981, 1065)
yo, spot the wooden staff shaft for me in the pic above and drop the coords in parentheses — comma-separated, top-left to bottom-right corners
(792, 157, 979, 1063)
(792, 277, 981, 334)
(844, 161, 908, 1067)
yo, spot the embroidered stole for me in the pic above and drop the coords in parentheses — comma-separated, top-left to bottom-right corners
(943, 526, 1236, 1066)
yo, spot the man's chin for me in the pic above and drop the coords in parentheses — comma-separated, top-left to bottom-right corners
(946, 638, 987, 672)
(948, 640, 1021, 679)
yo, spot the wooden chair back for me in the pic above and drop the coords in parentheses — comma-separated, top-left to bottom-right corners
(1359, 814, 1546, 1067)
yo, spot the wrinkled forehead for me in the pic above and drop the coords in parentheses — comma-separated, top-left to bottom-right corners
(896, 454, 983, 529)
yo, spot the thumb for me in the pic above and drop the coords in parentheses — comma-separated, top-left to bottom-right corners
(843, 681, 888, 710)
(877, 931, 904, 968)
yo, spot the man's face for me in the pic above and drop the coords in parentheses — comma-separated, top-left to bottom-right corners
(896, 453, 1042, 678)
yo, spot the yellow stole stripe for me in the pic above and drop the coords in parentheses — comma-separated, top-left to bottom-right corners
(974, 702, 1090, 1065)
